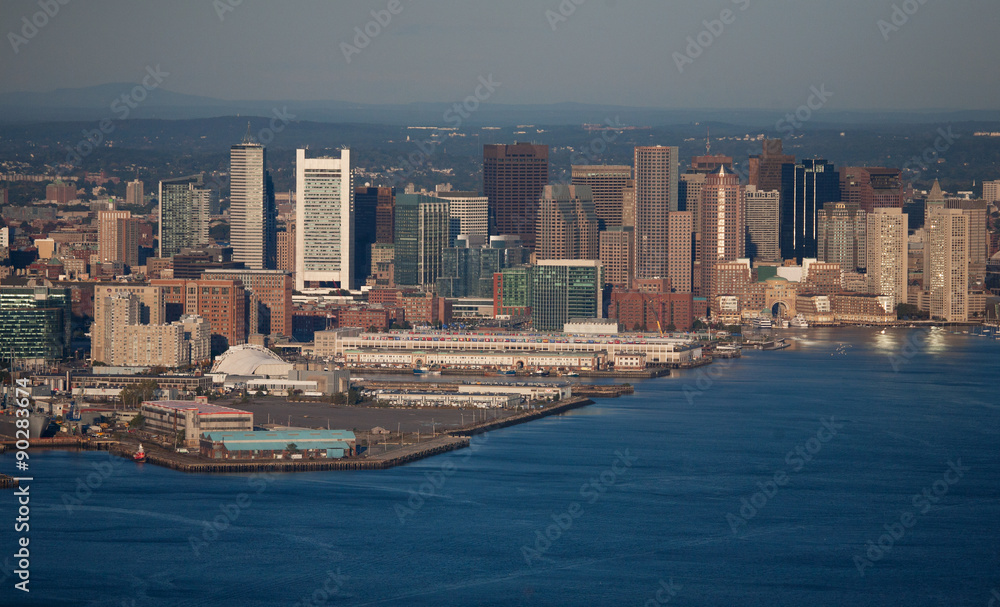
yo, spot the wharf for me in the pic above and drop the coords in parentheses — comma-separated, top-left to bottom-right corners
(357, 380, 634, 398)
(0, 474, 19, 489)
(446, 396, 594, 437)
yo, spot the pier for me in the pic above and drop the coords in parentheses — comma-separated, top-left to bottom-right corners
(0, 474, 19, 489)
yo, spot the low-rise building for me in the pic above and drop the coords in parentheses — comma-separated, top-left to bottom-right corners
(374, 392, 520, 408)
(141, 398, 253, 447)
(200, 429, 355, 459)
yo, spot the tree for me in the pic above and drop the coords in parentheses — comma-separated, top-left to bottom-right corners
(286, 443, 298, 455)
(896, 303, 929, 320)
(128, 413, 146, 429)
(119, 380, 159, 409)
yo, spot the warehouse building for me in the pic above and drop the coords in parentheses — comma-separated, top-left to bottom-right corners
(373, 392, 520, 408)
(200, 429, 355, 460)
(141, 398, 253, 447)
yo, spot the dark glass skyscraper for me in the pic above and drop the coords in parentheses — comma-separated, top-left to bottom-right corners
(483, 143, 549, 249)
(780, 159, 840, 261)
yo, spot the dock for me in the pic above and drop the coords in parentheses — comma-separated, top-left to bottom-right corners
(0, 474, 19, 489)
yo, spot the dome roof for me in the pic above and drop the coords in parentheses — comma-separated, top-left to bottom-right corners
(211, 344, 293, 377)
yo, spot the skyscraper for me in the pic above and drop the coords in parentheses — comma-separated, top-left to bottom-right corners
(570, 165, 632, 229)
(745, 186, 781, 263)
(530, 260, 603, 332)
(634, 146, 680, 280)
(159, 174, 214, 258)
(983, 180, 1000, 203)
(925, 207, 969, 322)
(817, 202, 866, 272)
(98, 209, 139, 267)
(599, 227, 635, 287)
(126, 179, 144, 206)
(780, 159, 840, 261)
(840, 167, 903, 213)
(437, 191, 489, 238)
(866, 208, 908, 308)
(375, 187, 396, 244)
(354, 186, 383, 287)
(700, 167, 745, 300)
(535, 185, 600, 261)
(394, 194, 450, 289)
(231, 130, 275, 270)
(483, 143, 548, 249)
(296, 148, 353, 290)
(748, 139, 794, 192)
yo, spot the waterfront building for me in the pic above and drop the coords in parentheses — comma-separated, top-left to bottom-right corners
(925, 207, 969, 322)
(700, 167, 745, 301)
(817, 202, 866, 272)
(200, 430, 355, 460)
(609, 278, 694, 332)
(535, 184, 600, 261)
(780, 159, 840, 261)
(866, 208, 908, 308)
(141, 398, 253, 448)
(159, 174, 214, 258)
(493, 266, 532, 318)
(231, 132, 276, 270)
(483, 143, 549, 248)
(530, 260, 603, 332)
(571, 165, 633, 229)
(0, 282, 72, 364)
(634, 146, 680, 279)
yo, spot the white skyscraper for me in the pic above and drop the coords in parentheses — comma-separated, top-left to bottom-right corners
(295, 148, 353, 290)
(925, 207, 969, 322)
(436, 191, 489, 238)
(231, 129, 275, 270)
(865, 208, 908, 309)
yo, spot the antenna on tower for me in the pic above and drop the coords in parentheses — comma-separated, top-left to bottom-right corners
(242, 121, 254, 144)
(706, 127, 711, 155)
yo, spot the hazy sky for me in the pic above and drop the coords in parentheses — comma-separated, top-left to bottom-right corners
(1, 0, 996, 110)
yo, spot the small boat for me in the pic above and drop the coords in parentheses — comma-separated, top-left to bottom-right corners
(565, 371, 580, 377)
(789, 314, 809, 328)
(533, 369, 550, 376)
(133, 444, 146, 463)
(497, 369, 517, 376)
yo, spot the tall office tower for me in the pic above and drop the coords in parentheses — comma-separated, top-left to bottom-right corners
(0, 284, 72, 364)
(700, 167, 745, 300)
(231, 131, 276, 270)
(634, 146, 680, 280)
(840, 167, 903, 212)
(679, 173, 706, 233)
(690, 154, 734, 174)
(667, 211, 693, 292)
(483, 143, 549, 248)
(530, 260, 603, 332)
(817, 202, 867, 272)
(535, 185, 600, 261)
(354, 186, 384, 286)
(621, 180, 636, 228)
(97, 209, 139, 267)
(276, 222, 296, 275)
(436, 191, 489, 238)
(944, 199, 989, 281)
(925, 207, 969, 322)
(570, 165, 633, 229)
(780, 159, 840, 261)
(201, 269, 293, 337)
(983, 180, 1000, 203)
(748, 139, 794, 192)
(375, 187, 396, 244)
(159, 174, 214, 258)
(600, 227, 635, 287)
(126, 179, 144, 206)
(394, 194, 450, 289)
(866, 208, 908, 308)
(745, 186, 781, 263)
(295, 148, 353, 290)
(927, 180, 946, 204)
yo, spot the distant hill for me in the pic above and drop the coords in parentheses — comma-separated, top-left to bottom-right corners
(2, 84, 1000, 126)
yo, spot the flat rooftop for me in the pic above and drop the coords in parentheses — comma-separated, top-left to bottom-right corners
(142, 400, 252, 415)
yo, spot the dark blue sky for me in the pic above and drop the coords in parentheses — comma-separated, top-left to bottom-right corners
(1, 0, 995, 110)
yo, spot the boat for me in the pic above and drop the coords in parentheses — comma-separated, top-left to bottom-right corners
(533, 369, 550, 376)
(412, 366, 440, 376)
(789, 314, 809, 328)
(133, 444, 146, 463)
(497, 369, 517, 376)
(565, 371, 580, 377)
(750, 316, 773, 330)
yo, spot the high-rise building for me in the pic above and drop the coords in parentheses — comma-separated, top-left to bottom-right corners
(925, 207, 969, 322)
(634, 146, 680, 280)
(621, 180, 636, 228)
(126, 179, 144, 206)
(159, 174, 214, 258)
(0, 283, 72, 364)
(570, 165, 633, 229)
(748, 139, 794, 192)
(535, 185, 600, 261)
(866, 208, 908, 308)
(92, 284, 165, 364)
(745, 186, 781, 263)
(46, 181, 76, 204)
(375, 187, 396, 244)
(231, 131, 276, 270)
(690, 154, 734, 175)
(599, 227, 635, 288)
(368, 243, 395, 288)
(483, 143, 549, 248)
(840, 167, 903, 213)
(679, 173, 706, 234)
(202, 269, 293, 337)
(944, 199, 989, 281)
(394, 194, 450, 289)
(667, 211, 693, 293)
(700, 168, 745, 300)
(151, 278, 246, 353)
(436, 191, 489, 239)
(530, 260, 603, 332)
(817, 202, 867, 272)
(276, 223, 296, 275)
(353, 186, 383, 286)
(780, 159, 840, 261)
(97, 209, 139, 267)
(296, 148, 353, 290)
(983, 180, 1000, 203)
(493, 266, 532, 318)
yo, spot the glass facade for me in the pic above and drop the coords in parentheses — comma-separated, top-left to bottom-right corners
(0, 286, 72, 363)
(530, 262, 601, 332)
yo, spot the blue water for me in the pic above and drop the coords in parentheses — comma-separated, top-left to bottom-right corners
(1, 328, 998, 606)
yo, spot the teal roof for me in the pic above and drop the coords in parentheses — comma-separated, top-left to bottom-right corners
(757, 266, 778, 282)
(203, 430, 355, 452)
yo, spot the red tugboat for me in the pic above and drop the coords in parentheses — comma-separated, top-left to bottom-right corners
(133, 444, 146, 463)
